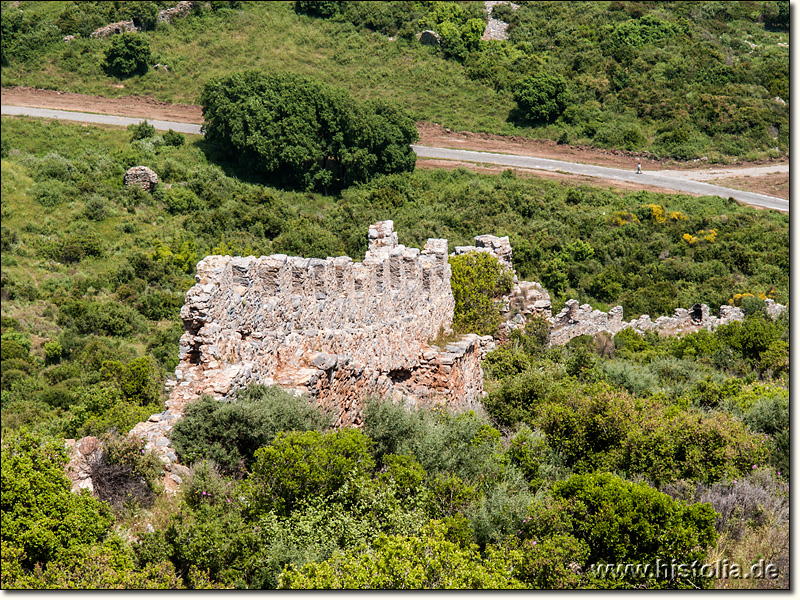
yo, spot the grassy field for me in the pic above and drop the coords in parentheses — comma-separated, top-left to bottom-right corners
(1, 2, 518, 134)
(1, 1, 789, 162)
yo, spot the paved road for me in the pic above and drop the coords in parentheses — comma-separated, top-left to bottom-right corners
(412, 146, 789, 212)
(2, 104, 788, 212)
(1, 105, 203, 135)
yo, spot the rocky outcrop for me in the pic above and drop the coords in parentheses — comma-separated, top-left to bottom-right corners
(419, 30, 441, 45)
(65, 436, 102, 494)
(124, 166, 159, 192)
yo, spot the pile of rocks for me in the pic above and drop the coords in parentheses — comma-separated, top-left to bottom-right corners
(124, 166, 159, 192)
(90, 20, 137, 39)
(90, 1, 196, 39)
(481, 1, 519, 41)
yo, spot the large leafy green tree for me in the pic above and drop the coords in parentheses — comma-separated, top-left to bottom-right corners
(512, 72, 570, 124)
(199, 71, 418, 191)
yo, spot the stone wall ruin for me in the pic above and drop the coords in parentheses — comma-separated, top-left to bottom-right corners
(123, 222, 786, 475)
(166, 221, 493, 431)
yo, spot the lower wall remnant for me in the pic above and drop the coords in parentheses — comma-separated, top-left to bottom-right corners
(549, 298, 786, 346)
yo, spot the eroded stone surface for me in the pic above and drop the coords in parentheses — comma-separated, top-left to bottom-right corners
(124, 166, 159, 192)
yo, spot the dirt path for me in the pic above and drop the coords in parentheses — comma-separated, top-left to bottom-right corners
(1, 86, 203, 123)
(1, 86, 789, 199)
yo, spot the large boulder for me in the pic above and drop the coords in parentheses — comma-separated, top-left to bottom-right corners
(124, 165, 159, 192)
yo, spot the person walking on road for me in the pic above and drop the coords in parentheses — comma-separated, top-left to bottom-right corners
(636, 161, 642, 174)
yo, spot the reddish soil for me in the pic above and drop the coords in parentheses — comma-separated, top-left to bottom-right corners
(1, 86, 203, 123)
(713, 173, 790, 200)
(416, 121, 788, 173)
(416, 158, 686, 196)
(1, 87, 788, 199)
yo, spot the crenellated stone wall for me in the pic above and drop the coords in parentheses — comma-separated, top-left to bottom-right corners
(157, 221, 492, 437)
(127, 223, 786, 475)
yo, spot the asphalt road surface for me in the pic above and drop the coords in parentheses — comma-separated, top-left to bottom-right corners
(2, 104, 788, 212)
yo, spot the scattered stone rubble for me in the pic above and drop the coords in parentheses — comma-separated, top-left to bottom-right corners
(549, 299, 786, 346)
(90, 1, 195, 39)
(482, 1, 519, 42)
(91, 20, 138, 39)
(124, 166, 159, 192)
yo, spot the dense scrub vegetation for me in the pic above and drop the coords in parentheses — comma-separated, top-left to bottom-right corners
(1, 1, 789, 162)
(0, 106, 788, 588)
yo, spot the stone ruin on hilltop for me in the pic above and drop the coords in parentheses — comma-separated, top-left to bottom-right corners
(66, 220, 786, 492)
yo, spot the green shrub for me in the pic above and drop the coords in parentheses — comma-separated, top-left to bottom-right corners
(513, 72, 570, 124)
(2, 332, 31, 358)
(101, 356, 163, 406)
(103, 32, 151, 78)
(129, 120, 156, 141)
(59, 300, 143, 338)
(163, 186, 201, 214)
(450, 252, 513, 336)
(1, 430, 113, 571)
(65, 383, 159, 439)
(136, 290, 184, 320)
(378, 453, 427, 500)
(162, 129, 186, 147)
(43, 233, 104, 264)
(30, 180, 73, 207)
(743, 394, 788, 477)
(551, 472, 717, 587)
(171, 385, 332, 475)
(83, 194, 110, 222)
(246, 428, 375, 516)
(278, 519, 525, 589)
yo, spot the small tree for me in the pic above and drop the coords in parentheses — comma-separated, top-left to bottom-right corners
(163, 129, 185, 147)
(513, 72, 570, 124)
(103, 32, 151, 78)
(450, 252, 514, 336)
(129, 119, 156, 140)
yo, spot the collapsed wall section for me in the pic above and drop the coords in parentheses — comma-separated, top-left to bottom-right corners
(549, 298, 786, 345)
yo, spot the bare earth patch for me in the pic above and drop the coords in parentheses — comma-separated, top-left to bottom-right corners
(417, 158, 695, 197)
(713, 173, 789, 200)
(1, 86, 203, 123)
